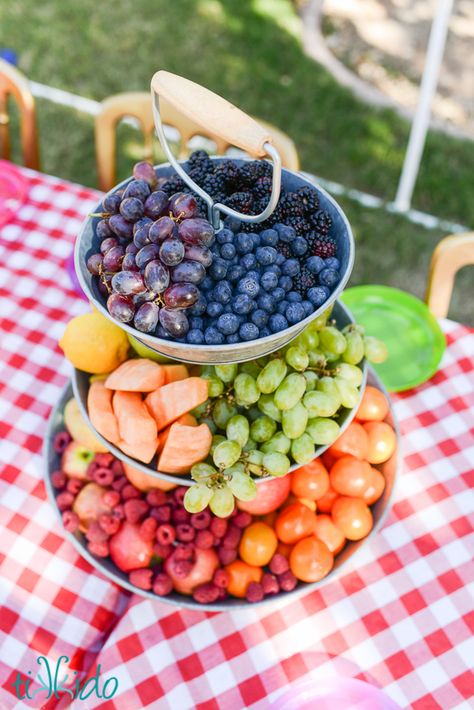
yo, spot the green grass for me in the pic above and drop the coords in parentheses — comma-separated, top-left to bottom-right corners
(1, 0, 472, 323)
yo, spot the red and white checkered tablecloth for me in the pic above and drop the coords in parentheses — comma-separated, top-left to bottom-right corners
(0, 166, 473, 710)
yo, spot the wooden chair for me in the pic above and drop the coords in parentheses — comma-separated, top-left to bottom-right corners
(0, 59, 39, 169)
(425, 232, 474, 318)
(95, 91, 300, 192)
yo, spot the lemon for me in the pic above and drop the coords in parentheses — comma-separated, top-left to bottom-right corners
(59, 312, 130, 374)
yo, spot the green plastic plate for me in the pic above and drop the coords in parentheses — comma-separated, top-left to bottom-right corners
(341, 285, 446, 392)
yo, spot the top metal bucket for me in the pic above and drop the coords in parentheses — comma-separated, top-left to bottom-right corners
(74, 72, 355, 364)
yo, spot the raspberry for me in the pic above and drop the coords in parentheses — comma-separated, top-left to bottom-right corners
(139, 517, 158, 541)
(86, 521, 109, 544)
(112, 476, 128, 492)
(278, 570, 298, 592)
(150, 505, 171, 523)
(172, 508, 190, 524)
(62, 510, 80, 533)
(122, 484, 141, 500)
(129, 568, 153, 590)
(53, 431, 72, 454)
(153, 543, 172, 559)
(173, 559, 193, 579)
(269, 553, 289, 575)
(153, 573, 173, 596)
(262, 573, 279, 596)
(222, 525, 241, 549)
(176, 524, 195, 542)
(66, 478, 83, 495)
(56, 491, 74, 511)
(98, 513, 121, 536)
(95, 453, 114, 467)
(193, 583, 220, 604)
(112, 504, 125, 521)
(124, 499, 149, 524)
(190, 510, 211, 530)
(87, 541, 109, 557)
(210, 517, 228, 539)
(213, 569, 229, 589)
(51, 470, 67, 489)
(173, 487, 187, 507)
(146, 490, 167, 507)
(195, 530, 214, 549)
(246, 582, 264, 603)
(173, 544, 194, 561)
(93, 467, 114, 487)
(111, 459, 124, 477)
(217, 587, 228, 600)
(102, 490, 120, 508)
(156, 524, 176, 546)
(218, 546, 237, 565)
(232, 511, 252, 529)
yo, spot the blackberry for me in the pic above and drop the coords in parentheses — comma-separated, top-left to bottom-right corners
(281, 192, 305, 218)
(313, 234, 337, 259)
(187, 165, 209, 184)
(293, 266, 314, 296)
(161, 175, 186, 195)
(225, 191, 254, 214)
(188, 150, 211, 169)
(237, 162, 261, 187)
(202, 172, 227, 198)
(276, 241, 292, 259)
(253, 176, 272, 202)
(310, 209, 332, 235)
(286, 214, 311, 236)
(296, 186, 319, 214)
(214, 160, 240, 188)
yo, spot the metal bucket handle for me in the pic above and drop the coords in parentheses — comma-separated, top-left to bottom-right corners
(150, 70, 282, 229)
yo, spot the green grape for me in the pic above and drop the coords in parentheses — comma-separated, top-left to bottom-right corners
(184, 484, 213, 513)
(274, 373, 307, 411)
(202, 374, 224, 397)
(234, 373, 260, 405)
(228, 470, 257, 501)
(298, 327, 319, 351)
(308, 349, 327, 368)
(342, 330, 365, 365)
(319, 326, 347, 355)
(303, 370, 319, 392)
(212, 399, 237, 429)
(214, 363, 238, 383)
(364, 336, 388, 363)
(210, 434, 226, 455)
(317, 376, 342, 408)
(334, 377, 360, 408)
(321, 349, 340, 363)
(240, 361, 261, 379)
(190, 462, 217, 481)
(306, 417, 340, 445)
(303, 390, 339, 417)
(226, 415, 249, 448)
(258, 393, 282, 422)
(336, 363, 363, 388)
(243, 436, 257, 452)
(199, 416, 217, 434)
(285, 346, 309, 372)
(263, 452, 291, 477)
(281, 401, 308, 439)
(250, 415, 277, 443)
(213, 440, 242, 469)
(260, 431, 291, 455)
(245, 449, 264, 475)
(192, 399, 210, 418)
(209, 486, 235, 518)
(310, 306, 333, 330)
(291, 433, 316, 465)
(246, 405, 263, 422)
(256, 358, 287, 394)
(200, 365, 214, 377)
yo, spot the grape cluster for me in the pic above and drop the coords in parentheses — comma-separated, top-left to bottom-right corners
(183, 311, 388, 516)
(86, 161, 215, 339)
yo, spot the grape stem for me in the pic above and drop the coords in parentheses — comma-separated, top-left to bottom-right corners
(89, 211, 112, 218)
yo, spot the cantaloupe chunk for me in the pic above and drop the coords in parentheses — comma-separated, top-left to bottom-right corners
(105, 359, 164, 392)
(145, 377, 208, 431)
(123, 461, 177, 491)
(113, 390, 158, 445)
(87, 381, 120, 444)
(157, 422, 212, 474)
(162, 364, 189, 384)
(118, 438, 158, 464)
(157, 413, 197, 455)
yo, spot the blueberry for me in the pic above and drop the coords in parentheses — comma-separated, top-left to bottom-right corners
(261, 271, 278, 291)
(228, 265, 245, 283)
(258, 293, 276, 313)
(188, 294, 207, 316)
(324, 257, 340, 271)
(271, 287, 285, 301)
(275, 253, 285, 266)
(282, 259, 300, 277)
(190, 316, 204, 329)
(223, 216, 241, 233)
(217, 313, 240, 335)
(269, 314, 288, 333)
(256, 246, 277, 266)
(250, 232, 261, 248)
(204, 326, 225, 345)
(220, 243, 236, 260)
(306, 256, 325, 274)
(277, 300, 289, 315)
(260, 327, 271, 338)
(260, 228, 279, 247)
(226, 333, 240, 344)
(216, 228, 234, 244)
(302, 300, 314, 317)
(307, 286, 330, 307)
(251, 309, 269, 328)
(207, 301, 224, 318)
(236, 232, 254, 254)
(209, 257, 228, 281)
(265, 264, 281, 276)
(223, 303, 233, 313)
(319, 268, 340, 288)
(201, 276, 214, 291)
(287, 291, 302, 303)
(237, 276, 260, 298)
(239, 322, 259, 341)
(214, 281, 232, 304)
(186, 329, 204, 344)
(246, 270, 261, 282)
(291, 237, 308, 257)
(279, 275, 293, 292)
(240, 253, 257, 270)
(232, 294, 253, 315)
(286, 302, 305, 324)
(274, 224, 296, 242)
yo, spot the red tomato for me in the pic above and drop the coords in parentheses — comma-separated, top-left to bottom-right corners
(290, 537, 334, 583)
(322, 449, 337, 471)
(330, 455, 373, 497)
(313, 514, 345, 554)
(225, 560, 263, 598)
(237, 475, 291, 515)
(356, 386, 389, 422)
(291, 459, 330, 501)
(316, 485, 339, 514)
(363, 422, 397, 464)
(275, 502, 316, 544)
(331, 497, 373, 540)
(328, 422, 369, 460)
(239, 522, 278, 567)
(362, 467, 386, 505)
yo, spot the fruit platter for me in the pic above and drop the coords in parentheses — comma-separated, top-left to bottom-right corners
(47, 71, 401, 610)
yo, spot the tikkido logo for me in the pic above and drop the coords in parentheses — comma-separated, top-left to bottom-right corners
(11, 655, 119, 701)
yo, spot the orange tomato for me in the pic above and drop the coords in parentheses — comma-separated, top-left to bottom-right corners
(363, 422, 397, 464)
(356, 386, 390, 422)
(330, 455, 373, 497)
(362, 467, 386, 505)
(316, 485, 339, 514)
(275, 502, 316, 544)
(277, 542, 293, 558)
(225, 560, 263, 598)
(291, 459, 330, 501)
(328, 422, 369, 460)
(313, 514, 345, 554)
(290, 537, 334, 583)
(239, 522, 278, 567)
(260, 511, 278, 527)
(332, 497, 373, 540)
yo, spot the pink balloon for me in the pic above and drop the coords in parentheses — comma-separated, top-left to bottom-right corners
(269, 677, 401, 710)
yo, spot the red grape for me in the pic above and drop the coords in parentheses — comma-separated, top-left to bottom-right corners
(159, 307, 189, 337)
(100, 237, 118, 255)
(103, 246, 125, 272)
(169, 192, 198, 219)
(159, 238, 185, 266)
(123, 180, 151, 201)
(133, 161, 158, 188)
(107, 293, 135, 322)
(87, 253, 103, 276)
(122, 253, 139, 271)
(163, 283, 199, 308)
(134, 302, 159, 333)
(102, 193, 121, 214)
(170, 260, 205, 284)
(135, 244, 161, 270)
(111, 270, 146, 295)
(109, 214, 134, 238)
(183, 243, 213, 267)
(133, 225, 151, 249)
(178, 218, 214, 246)
(120, 197, 144, 221)
(149, 216, 175, 243)
(144, 191, 168, 219)
(144, 259, 170, 293)
(96, 219, 112, 239)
